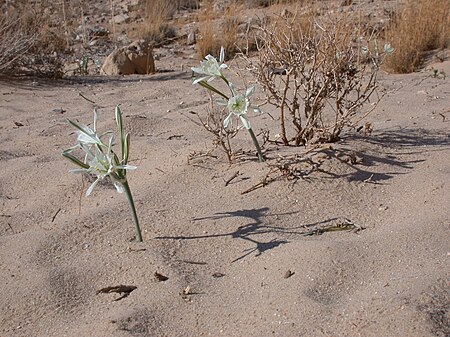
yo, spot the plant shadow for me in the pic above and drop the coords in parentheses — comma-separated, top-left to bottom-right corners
(340, 127, 450, 182)
(0, 70, 191, 90)
(157, 208, 370, 262)
(350, 127, 450, 148)
(156, 207, 307, 262)
(270, 127, 449, 185)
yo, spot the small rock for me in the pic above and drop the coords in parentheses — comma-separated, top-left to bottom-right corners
(101, 40, 156, 75)
(284, 270, 294, 279)
(110, 13, 129, 25)
(154, 272, 169, 282)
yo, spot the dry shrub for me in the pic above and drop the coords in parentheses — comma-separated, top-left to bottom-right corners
(0, 1, 66, 77)
(176, 0, 200, 10)
(242, 0, 302, 6)
(246, 11, 389, 146)
(138, 0, 199, 44)
(384, 0, 450, 73)
(139, 0, 178, 45)
(196, 0, 221, 58)
(244, 0, 317, 7)
(196, 0, 245, 59)
(221, 6, 241, 57)
(182, 94, 239, 163)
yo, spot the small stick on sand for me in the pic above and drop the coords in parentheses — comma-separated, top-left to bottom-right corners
(225, 171, 240, 186)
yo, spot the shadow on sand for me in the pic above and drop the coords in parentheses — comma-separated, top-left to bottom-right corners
(155, 208, 351, 262)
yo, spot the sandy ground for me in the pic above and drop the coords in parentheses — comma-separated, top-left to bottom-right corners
(0, 48, 449, 337)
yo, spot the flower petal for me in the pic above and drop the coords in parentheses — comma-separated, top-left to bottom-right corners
(113, 181, 124, 193)
(77, 130, 101, 145)
(252, 106, 261, 114)
(116, 164, 137, 170)
(85, 177, 101, 196)
(205, 54, 216, 63)
(240, 115, 251, 129)
(191, 66, 203, 73)
(192, 76, 210, 85)
(216, 98, 228, 106)
(223, 113, 233, 128)
(69, 168, 89, 174)
(228, 82, 237, 96)
(246, 86, 255, 97)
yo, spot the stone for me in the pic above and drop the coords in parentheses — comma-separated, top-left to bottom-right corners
(124, 40, 155, 74)
(101, 50, 134, 75)
(110, 13, 130, 25)
(101, 40, 156, 75)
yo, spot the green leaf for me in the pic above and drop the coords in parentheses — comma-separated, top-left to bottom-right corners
(62, 150, 90, 169)
(67, 118, 88, 135)
(198, 81, 229, 100)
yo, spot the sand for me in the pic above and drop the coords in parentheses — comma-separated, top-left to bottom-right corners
(1, 11, 449, 337)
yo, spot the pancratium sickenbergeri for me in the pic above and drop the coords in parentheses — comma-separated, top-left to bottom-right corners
(62, 105, 143, 242)
(192, 47, 265, 162)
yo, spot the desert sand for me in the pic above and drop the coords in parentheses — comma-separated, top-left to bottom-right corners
(1, 2, 449, 337)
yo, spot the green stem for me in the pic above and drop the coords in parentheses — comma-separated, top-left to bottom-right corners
(220, 75, 230, 88)
(198, 81, 229, 100)
(122, 180, 143, 242)
(248, 128, 265, 163)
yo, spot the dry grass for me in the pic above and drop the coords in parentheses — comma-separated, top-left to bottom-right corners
(137, 0, 178, 45)
(384, 0, 450, 73)
(137, 0, 200, 45)
(0, 0, 66, 77)
(220, 5, 241, 57)
(196, 0, 245, 59)
(196, 0, 221, 58)
(244, 0, 308, 6)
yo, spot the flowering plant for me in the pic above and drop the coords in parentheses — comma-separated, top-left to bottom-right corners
(191, 47, 228, 84)
(62, 106, 143, 242)
(192, 47, 264, 162)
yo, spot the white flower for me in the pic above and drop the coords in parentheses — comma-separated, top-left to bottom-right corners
(219, 86, 260, 130)
(191, 47, 227, 84)
(67, 109, 110, 146)
(63, 106, 143, 241)
(68, 137, 136, 196)
(63, 108, 136, 197)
